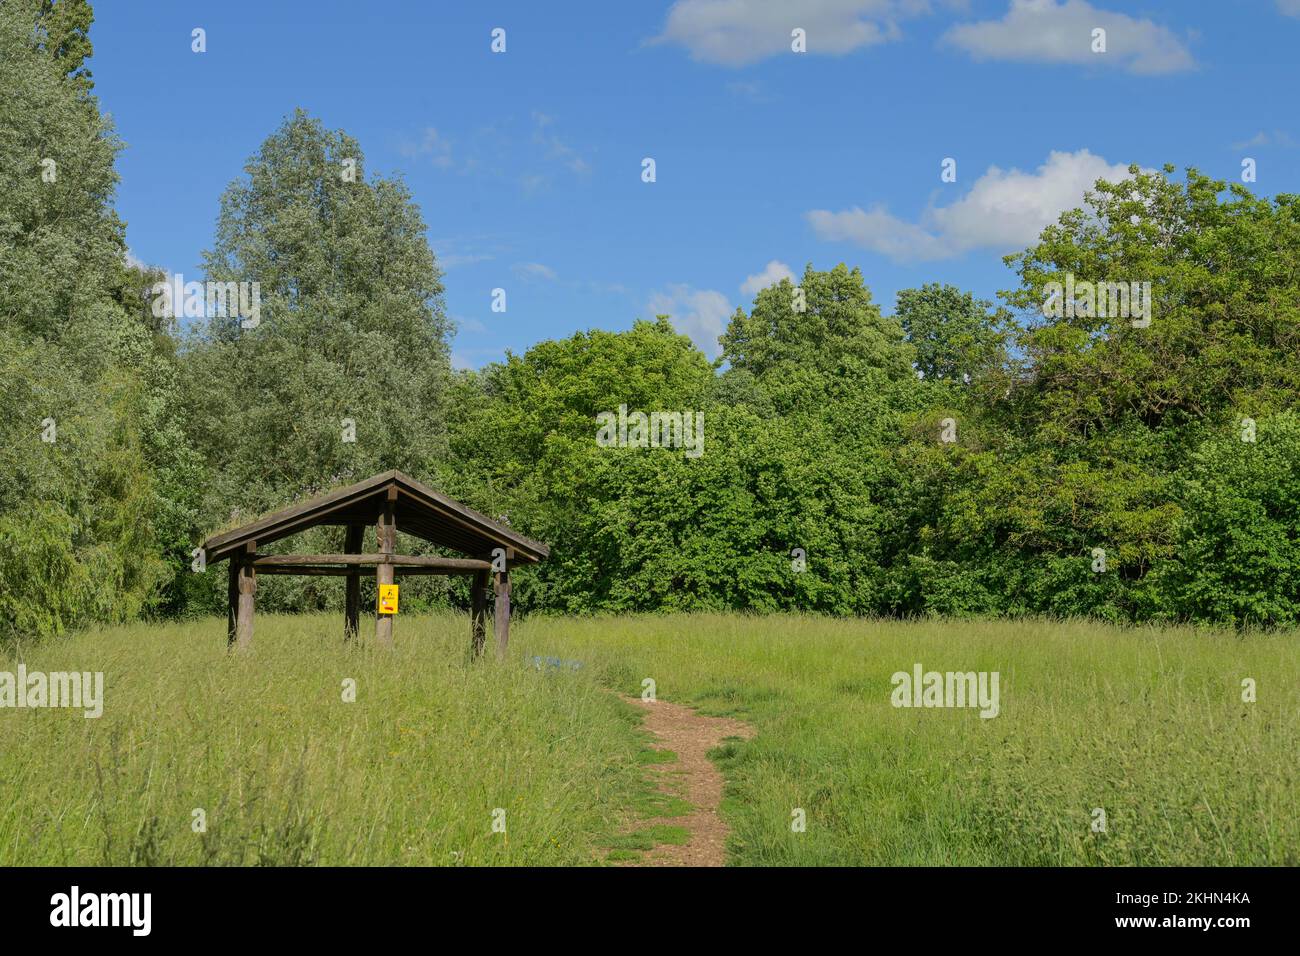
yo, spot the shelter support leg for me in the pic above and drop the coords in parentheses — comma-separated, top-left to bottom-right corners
(344, 523, 363, 641)
(493, 567, 510, 658)
(375, 491, 396, 648)
(471, 568, 488, 657)
(231, 542, 256, 651)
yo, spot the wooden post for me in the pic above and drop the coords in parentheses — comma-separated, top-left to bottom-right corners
(375, 489, 396, 648)
(471, 568, 488, 657)
(233, 541, 256, 651)
(344, 523, 363, 641)
(493, 548, 513, 658)
(226, 558, 238, 647)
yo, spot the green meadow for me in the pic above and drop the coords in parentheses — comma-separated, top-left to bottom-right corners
(1, 613, 1295, 866)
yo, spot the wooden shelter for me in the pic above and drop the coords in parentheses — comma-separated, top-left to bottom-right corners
(201, 470, 548, 654)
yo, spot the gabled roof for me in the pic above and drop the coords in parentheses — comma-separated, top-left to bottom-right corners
(202, 470, 548, 564)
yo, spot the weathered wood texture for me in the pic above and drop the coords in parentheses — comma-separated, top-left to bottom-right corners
(375, 490, 396, 648)
(231, 541, 256, 651)
(251, 554, 492, 571)
(203, 470, 548, 566)
(201, 472, 547, 655)
(493, 547, 514, 657)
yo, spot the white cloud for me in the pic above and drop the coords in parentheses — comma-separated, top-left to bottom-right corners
(807, 206, 952, 261)
(432, 236, 504, 271)
(437, 252, 493, 270)
(1233, 131, 1270, 150)
(582, 279, 631, 296)
(726, 79, 764, 100)
(740, 260, 796, 295)
(647, 284, 733, 357)
(1231, 129, 1295, 150)
(931, 149, 1137, 249)
(807, 149, 1138, 262)
(513, 262, 558, 281)
(942, 0, 1194, 75)
(531, 111, 591, 175)
(1278, 0, 1300, 17)
(652, 0, 923, 67)
(400, 127, 456, 168)
(452, 315, 489, 334)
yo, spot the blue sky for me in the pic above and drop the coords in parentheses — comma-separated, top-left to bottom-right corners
(93, 0, 1300, 367)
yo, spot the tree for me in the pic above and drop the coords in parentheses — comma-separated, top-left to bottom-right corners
(0, 0, 122, 355)
(722, 263, 913, 383)
(1152, 413, 1300, 627)
(0, 0, 170, 638)
(894, 283, 1013, 383)
(1002, 166, 1300, 440)
(439, 319, 715, 611)
(185, 110, 454, 521)
(33, 0, 94, 88)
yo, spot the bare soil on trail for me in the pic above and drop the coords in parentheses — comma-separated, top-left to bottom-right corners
(619, 696, 755, 867)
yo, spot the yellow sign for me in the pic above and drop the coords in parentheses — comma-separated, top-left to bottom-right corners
(378, 584, 399, 615)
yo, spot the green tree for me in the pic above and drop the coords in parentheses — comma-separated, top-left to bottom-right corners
(33, 0, 94, 87)
(721, 263, 914, 407)
(1152, 413, 1300, 627)
(1003, 166, 1300, 440)
(181, 110, 455, 612)
(186, 109, 453, 520)
(913, 165, 1300, 623)
(0, 0, 170, 638)
(894, 283, 1013, 383)
(439, 319, 715, 611)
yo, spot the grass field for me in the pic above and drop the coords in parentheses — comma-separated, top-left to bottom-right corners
(2, 613, 1296, 866)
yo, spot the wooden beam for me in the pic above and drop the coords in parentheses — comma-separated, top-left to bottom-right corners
(202, 470, 549, 566)
(253, 553, 388, 566)
(493, 547, 514, 658)
(250, 553, 492, 571)
(471, 568, 488, 657)
(226, 558, 238, 647)
(255, 562, 487, 577)
(393, 486, 547, 562)
(203, 490, 382, 563)
(344, 523, 363, 641)
(393, 556, 493, 571)
(233, 541, 256, 651)
(394, 565, 488, 576)
(375, 488, 396, 648)
(255, 565, 354, 576)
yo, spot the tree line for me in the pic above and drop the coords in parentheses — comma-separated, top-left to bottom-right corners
(3, 0, 1298, 639)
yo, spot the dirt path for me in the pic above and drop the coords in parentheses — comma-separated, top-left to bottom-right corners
(619, 696, 755, 867)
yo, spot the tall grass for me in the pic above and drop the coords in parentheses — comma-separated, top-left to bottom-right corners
(0, 614, 646, 865)
(2, 613, 1295, 865)
(519, 614, 1300, 866)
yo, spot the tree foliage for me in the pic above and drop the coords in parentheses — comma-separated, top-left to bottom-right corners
(185, 110, 452, 521)
(4, 4, 1299, 634)
(0, 0, 170, 637)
